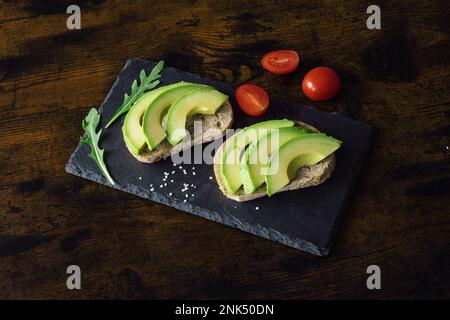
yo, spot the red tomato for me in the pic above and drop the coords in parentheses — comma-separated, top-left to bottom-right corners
(302, 66, 341, 101)
(235, 84, 270, 116)
(261, 50, 300, 74)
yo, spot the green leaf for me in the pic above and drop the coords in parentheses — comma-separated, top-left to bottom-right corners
(81, 108, 115, 185)
(104, 60, 164, 128)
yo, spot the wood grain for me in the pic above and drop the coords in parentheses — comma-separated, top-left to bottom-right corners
(0, 0, 449, 299)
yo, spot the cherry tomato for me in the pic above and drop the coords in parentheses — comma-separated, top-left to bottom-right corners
(235, 84, 270, 116)
(302, 66, 341, 101)
(261, 50, 300, 74)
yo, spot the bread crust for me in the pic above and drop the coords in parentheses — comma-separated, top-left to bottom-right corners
(213, 121, 337, 202)
(126, 100, 234, 163)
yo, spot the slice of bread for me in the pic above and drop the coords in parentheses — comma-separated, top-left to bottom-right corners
(126, 100, 233, 163)
(213, 121, 336, 202)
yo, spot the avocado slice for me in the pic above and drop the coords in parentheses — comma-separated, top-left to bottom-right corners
(123, 82, 191, 155)
(265, 133, 342, 196)
(220, 119, 295, 194)
(240, 127, 310, 194)
(165, 87, 228, 145)
(142, 83, 208, 150)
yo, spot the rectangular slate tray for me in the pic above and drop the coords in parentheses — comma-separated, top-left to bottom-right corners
(66, 58, 373, 256)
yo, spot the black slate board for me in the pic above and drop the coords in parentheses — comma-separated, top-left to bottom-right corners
(66, 59, 373, 256)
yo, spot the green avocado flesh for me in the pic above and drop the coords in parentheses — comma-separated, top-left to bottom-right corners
(240, 127, 310, 194)
(142, 83, 207, 151)
(219, 119, 295, 194)
(123, 82, 191, 155)
(165, 87, 228, 145)
(265, 133, 342, 196)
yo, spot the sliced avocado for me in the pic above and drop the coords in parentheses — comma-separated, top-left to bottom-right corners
(123, 82, 191, 155)
(265, 133, 342, 196)
(240, 127, 310, 194)
(142, 83, 208, 150)
(219, 119, 295, 194)
(165, 87, 228, 145)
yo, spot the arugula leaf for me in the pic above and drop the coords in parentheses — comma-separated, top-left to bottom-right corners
(81, 108, 115, 185)
(104, 60, 164, 128)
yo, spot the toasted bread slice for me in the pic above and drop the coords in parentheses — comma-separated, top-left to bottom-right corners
(213, 121, 336, 202)
(126, 100, 233, 163)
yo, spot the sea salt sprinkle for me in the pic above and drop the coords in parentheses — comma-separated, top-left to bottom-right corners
(255, 206, 260, 210)
(146, 161, 204, 200)
(209, 176, 213, 180)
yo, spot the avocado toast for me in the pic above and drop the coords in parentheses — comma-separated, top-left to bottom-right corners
(122, 82, 233, 163)
(213, 120, 340, 202)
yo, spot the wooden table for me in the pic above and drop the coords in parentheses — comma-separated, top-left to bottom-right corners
(1, 0, 448, 299)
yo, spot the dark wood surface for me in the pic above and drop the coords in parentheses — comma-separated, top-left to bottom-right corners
(0, 0, 449, 299)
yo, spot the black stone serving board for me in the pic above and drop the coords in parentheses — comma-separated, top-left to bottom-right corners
(66, 58, 373, 256)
